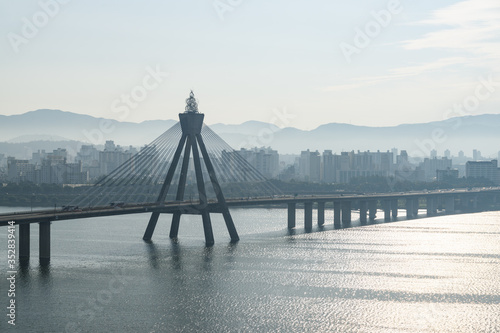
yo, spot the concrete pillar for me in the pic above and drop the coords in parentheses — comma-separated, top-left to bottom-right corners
(19, 223, 30, 260)
(334, 201, 341, 228)
(426, 197, 435, 216)
(317, 202, 325, 226)
(391, 199, 398, 218)
(460, 196, 470, 211)
(359, 201, 367, 223)
(445, 196, 455, 214)
(383, 200, 391, 222)
(406, 199, 414, 219)
(39, 222, 51, 264)
(368, 200, 377, 221)
(287, 202, 296, 229)
(304, 202, 313, 230)
(341, 201, 351, 224)
(413, 198, 419, 217)
(425, 196, 434, 216)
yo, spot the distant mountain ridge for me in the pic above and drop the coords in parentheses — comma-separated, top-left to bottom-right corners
(8, 134, 69, 143)
(0, 109, 176, 148)
(1, 109, 499, 156)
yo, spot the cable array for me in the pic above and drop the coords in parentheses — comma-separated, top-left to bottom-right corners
(71, 122, 281, 208)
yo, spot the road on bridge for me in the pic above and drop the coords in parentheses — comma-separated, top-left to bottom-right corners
(1, 187, 498, 226)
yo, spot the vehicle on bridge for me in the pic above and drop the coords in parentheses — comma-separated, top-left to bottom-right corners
(61, 206, 82, 212)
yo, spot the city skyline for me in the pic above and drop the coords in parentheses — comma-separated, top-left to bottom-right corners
(2, 2, 500, 332)
(3, 135, 498, 201)
(2, 1, 500, 130)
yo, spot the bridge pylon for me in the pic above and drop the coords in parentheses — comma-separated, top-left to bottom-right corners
(142, 91, 239, 245)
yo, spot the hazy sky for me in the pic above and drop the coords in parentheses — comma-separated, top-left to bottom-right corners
(1, 0, 500, 129)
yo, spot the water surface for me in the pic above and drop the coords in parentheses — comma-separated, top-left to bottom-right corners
(1, 207, 499, 332)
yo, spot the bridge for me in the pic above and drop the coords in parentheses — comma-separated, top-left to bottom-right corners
(2, 187, 499, 264)
(2, 92, 499, 264)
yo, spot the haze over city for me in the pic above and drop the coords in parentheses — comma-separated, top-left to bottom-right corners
(2, 1, 500, 333)
(2, 0, 500, 129)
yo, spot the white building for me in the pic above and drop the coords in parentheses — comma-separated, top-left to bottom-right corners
(466, 160, 500, 184)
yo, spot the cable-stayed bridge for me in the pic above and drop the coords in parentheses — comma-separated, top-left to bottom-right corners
(1, 92, 500, 264)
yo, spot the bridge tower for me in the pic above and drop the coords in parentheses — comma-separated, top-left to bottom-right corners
(142, 91, 239, 246)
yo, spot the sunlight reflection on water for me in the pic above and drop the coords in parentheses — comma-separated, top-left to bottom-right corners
(0, 208, 499, 332)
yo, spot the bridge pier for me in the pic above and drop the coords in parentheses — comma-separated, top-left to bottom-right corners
(426, 197, 436, 216)
(445, 196, 455, 214)
(383, 200, 391, 221)
(341, 201, 351, 224)
(391, 199, 398, 218)
(368, 200, 377, 221)
(359, 201, 367, 223)
(334, 201, 341, 228)
(169, 213, 181, 239)
(472, 196, 478, 211)
(143, 213, 160, 241)
(317, 202, 325, 226)
(39, 222, 51, 264)
(288, 203, 296, 229)
(413, 198, 419, 217)
(460, 196, 471, 211)
(19, 223, 30, 261)
(304, 202, 313, 230)
(406, 199, 414, 219)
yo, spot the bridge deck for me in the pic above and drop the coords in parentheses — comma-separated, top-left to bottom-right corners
(0, 188, 498, 226)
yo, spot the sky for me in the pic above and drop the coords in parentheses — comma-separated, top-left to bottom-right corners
(1, 0, 500, 130)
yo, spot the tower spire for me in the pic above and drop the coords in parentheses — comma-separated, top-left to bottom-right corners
(185, 90, 199, 113)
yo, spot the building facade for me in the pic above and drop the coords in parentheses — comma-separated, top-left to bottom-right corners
(466, 160, 500, 184)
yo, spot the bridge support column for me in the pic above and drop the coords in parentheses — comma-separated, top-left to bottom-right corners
(287, 203, 296, 229)
(170, 213, 181, 239)
(460, 196, 469, 211)
(413, 198, 419, 217)
(143, 134, 188, 242)
(334, 201, 341, 228)
(406, 199, 414, 219)
(368, 200, 377, 221)
(304, 202, 313, 230)
(341, 201, 351, 224)
(39, 222, 50, 264)
(359, 201, 367, 224)
(317, 202, 325, 226)
(445, 196, 455, 214)
(191, 138, 215, 246)
(169, 134, 193, 240)
(383, 200, 391, 222)
(391, 199, 398, 218)
(19, 223, 30, 261)
(143, 213, 160, 241)
(426, 197, 436, 216)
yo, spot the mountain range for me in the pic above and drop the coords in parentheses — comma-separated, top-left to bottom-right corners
(1, 109, 499, 158)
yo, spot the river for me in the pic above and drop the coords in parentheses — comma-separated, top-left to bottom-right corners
(1, 207, 499, 332)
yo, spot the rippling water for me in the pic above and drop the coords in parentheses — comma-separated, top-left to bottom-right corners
(1, 207, 499, 332)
